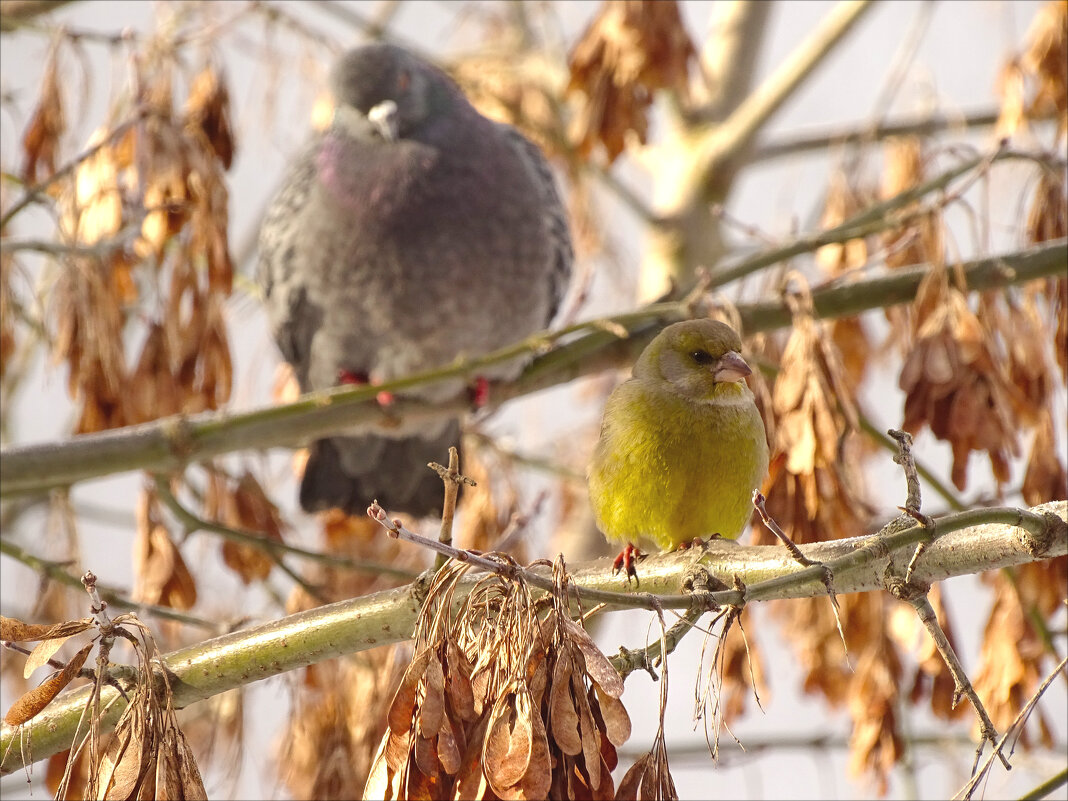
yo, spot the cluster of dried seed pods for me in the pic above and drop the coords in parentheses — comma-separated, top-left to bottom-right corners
(364, 559, 632, 799)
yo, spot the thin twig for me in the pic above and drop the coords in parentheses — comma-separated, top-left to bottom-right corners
(709, 148, 1061, 290)
(695, 0, 877, 177)
(612, 567, 727, 680)
(1017, 767, 1068, 801)
(752, 489, 847, 661)
(429, 447, 474, 572)
(745, 108, 1005, 164)
(858, 415, 966, 511)
(953, 656, 1068, 800)
(908, 590, 1005, 769)
(885, 429, 1004, 770)
(366, 501, 731, 614)
(888, 428, 936, 580)
(0, 0, 75, 32)
(0, 539, 217, 630)
(81, 571, 111, 629)
(751, 490, 814, 566)
(152, 474, 416, 580)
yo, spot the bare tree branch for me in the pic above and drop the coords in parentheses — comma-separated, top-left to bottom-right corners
(1, 236, 1062, 498)
(644, 0, 877, 294)
(744, 107, 1005, 165)
(692, 1, 772, 123)
(1, 499, 1063, 776)
(0, 0, 74, 32)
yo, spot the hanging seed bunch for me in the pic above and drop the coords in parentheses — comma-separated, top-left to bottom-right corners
(365, 556, 631, 799)
(899, 268, 1019, 491)
(567, 0, 696, 164)
(756, 277, 870, 547)
(48, 53, 235, 434)
(3, 591, 206, 799)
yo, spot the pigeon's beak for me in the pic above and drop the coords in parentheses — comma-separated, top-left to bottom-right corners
(713, 350, 752, 383)
(368, 100, 399, 141)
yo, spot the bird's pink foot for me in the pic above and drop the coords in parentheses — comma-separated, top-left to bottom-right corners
(336, 369, 394, 406)
(612, 542, 646, 586)
(469, 376, 490, 409)
(337, 369, 369, 386)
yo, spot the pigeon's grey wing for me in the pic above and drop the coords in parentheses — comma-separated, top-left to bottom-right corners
(257, 139, 324, 386)
(497, 124, 573, 325)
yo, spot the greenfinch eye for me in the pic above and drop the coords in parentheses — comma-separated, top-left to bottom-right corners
(690, 350, 715, 365)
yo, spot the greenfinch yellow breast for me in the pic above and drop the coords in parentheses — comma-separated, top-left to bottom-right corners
(587, 319, 769, 553)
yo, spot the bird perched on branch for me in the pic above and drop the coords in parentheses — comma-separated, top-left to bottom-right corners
(587, 320, 769, 581)
(259, 44, 572, 517)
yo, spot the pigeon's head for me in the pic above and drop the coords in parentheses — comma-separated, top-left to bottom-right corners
(329, 44, 451, 141)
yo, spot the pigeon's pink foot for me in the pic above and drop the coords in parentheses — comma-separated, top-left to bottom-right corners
(336, 369, 394, 406)
(470, 376, 490, 409)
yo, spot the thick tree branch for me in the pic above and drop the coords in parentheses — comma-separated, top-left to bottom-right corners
(0, 0, 73, 32)
(1, 500, 1063, 775)
(1, 236, 1063, 498)
(695, 0, 876, 177)
(692, 1, 772, 123)
(644, 0, 877, 292)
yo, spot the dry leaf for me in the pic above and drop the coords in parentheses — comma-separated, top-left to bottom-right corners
(568, 0, 696, 162)
(1022, 413, 1068, 505)
(549, 650, 582, 756)
(362, 555, 630, 799)
(846, 636, 904, 794)
(216, 471, 288, 585)
(21, 45, 65, 184)
(451, 47, 567, 162)
(4, 641, 92, 726)
(184, 64, 235, 170)
(1027, 168, 1068, 245)
(1, 616, 93, 642)
(971, 574, 1057, 747)
(900, 271, 1019, 490)
(133, 487, 197, 610)
(1023, 0, 1068, 133)
(561, 616, 624, 697)
(24, 636, 76, 679)
(484, 688, 534, 793)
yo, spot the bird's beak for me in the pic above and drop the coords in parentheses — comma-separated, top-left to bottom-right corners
(368, 99, 399, 141)
(713, 350, 752, 383)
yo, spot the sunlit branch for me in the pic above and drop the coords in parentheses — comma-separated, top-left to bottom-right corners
(0, 236, 1063, 498)
(2, 499, 1062, 775)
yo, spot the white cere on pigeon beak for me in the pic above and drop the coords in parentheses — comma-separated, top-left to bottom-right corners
(368, 99, 399, 141)
(712, 350, 753, 383)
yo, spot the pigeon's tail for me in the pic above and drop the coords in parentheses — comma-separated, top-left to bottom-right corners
(299, 422, 462, 518)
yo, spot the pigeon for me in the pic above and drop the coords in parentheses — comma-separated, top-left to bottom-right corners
(258, 44, 572, 517)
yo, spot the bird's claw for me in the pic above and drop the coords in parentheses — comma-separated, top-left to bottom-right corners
(336, 369, 394, 406)
(612, 543, 646, 586)
(337, 369, 369, 386)
(469, 376, 490, 409)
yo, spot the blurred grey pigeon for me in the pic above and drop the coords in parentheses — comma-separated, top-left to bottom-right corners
(258, 43, 572, 517)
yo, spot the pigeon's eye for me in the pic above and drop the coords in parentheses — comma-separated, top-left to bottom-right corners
(691, 350, 715, 365)
(397, 69, 411, 92)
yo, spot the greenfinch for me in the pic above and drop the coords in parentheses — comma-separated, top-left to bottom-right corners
(587, 319, 769, 578)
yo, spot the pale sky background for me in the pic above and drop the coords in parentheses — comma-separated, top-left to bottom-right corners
(1, 1, 1066, 799)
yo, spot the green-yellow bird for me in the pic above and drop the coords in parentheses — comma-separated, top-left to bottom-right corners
(587, 319, 769, 579)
